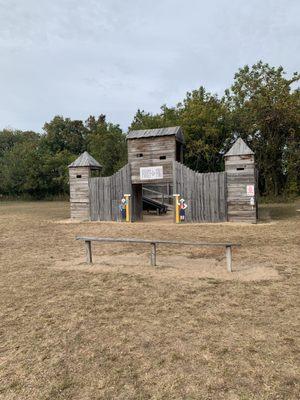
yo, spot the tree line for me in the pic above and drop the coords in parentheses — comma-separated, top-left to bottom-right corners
(0, 61, 299, 199)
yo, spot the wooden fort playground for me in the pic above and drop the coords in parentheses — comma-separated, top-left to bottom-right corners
(69, 126, 258, 224)
(68, 127, 259, 271)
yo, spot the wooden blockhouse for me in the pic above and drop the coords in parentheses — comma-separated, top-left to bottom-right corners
(127, 127, 184, 184)
(68, 151, 102, 219)
(224, 138, 257, 222)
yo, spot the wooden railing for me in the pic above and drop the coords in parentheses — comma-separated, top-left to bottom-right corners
(76, 236, 241, 272)
(142, 187, 173, 209)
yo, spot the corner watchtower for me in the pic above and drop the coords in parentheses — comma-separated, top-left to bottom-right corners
(68, 151, 102, 220)
(224, 138, 257, 223)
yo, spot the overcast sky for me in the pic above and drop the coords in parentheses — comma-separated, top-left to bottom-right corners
(0, 0, 299, 133)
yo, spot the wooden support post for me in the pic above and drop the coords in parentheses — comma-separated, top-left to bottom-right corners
(150, 242, 157, 266)
(124, 194, 131, 222)
(173, 194, 180, 223)
(77, 236, 240, 271)
(226, 245, 232, 272)
(85, 240, 92, 264)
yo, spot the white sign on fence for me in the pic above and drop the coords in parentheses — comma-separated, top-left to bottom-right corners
(140, 166, 163, 180)
(246, 184, 255, 196)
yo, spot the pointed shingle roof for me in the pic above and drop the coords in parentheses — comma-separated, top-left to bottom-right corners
(68, 151, 102, 169)
(224, 138, 254, 157)
(127, 126, 184, 143)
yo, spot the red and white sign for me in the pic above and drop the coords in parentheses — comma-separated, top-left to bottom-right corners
(246, 185, 255, 196)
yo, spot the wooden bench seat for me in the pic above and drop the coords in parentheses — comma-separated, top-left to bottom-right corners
(76, 236, 241, 272)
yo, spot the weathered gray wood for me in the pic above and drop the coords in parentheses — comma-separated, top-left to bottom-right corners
(90, 159, 228, 224)
(225, 148, 257, 223)
(172, 162, 227, 223)
(150, 242, 157, 266)
(69, 167, 91, 219)
(89, 164, 132, 221)
(72, 136, 254, 224)
(77, 236, 240, 271)
(226, 245, 232, 272)
(224, 138, 254, 157)
(197, 172, 201, 222)
(199, 173, 204, 221)
(127, 126, 184, 141)
(127, 135, 179, 184)
(211, 173, 216, 222)
(204, 173, 210, 221)
(77, 236, 240, 247)
(219, 172, 225, 221)
(85, 240, 92, 264)
(69, 151, 102, 168)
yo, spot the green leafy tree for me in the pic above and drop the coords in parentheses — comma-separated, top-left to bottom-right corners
(130, 107, 179, 131)
(36, 148, 75, 197)
(0, 129, 39, 158)
(86, 115, 127, 176)
(42, 116, 87, 154)
(1, 62, 299, 200)
(0, 139, 40, 197)
(178, 87, 231, 172)
(129, 88, 231, 172)
(226, 61, 300, 196)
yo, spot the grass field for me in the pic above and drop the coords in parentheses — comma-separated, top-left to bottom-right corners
(0, 201, 299, 399)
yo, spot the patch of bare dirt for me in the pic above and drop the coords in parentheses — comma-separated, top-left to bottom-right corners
(55, 253, 280, 282)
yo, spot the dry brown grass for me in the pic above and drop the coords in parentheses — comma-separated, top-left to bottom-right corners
(0, 201, 299, 400)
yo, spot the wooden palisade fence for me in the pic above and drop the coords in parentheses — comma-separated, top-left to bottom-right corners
(89, 164, 132, 221)
(173, 161, 227, 222)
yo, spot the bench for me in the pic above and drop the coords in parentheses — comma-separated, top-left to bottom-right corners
(76, 237, 241, 272)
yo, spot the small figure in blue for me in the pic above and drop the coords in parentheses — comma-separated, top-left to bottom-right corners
(119, 197, 127, 221)
(178, 198, 187, 222)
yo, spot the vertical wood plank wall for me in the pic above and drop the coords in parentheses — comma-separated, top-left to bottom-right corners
(173, 161, 227, 222)
(225, 155, 257, 223)
(90, 162, 228, 222)
(69, 167, 91, 220)
(89, 164, 132, 221)
(128, 136, 177, 184)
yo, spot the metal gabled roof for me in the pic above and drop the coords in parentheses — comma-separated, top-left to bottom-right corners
(224, 138, 254, 157)
(68, 151, 102, 169)
(127, 126, 184, 143)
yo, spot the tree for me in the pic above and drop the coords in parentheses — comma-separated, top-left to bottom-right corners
(178, 87, 231, 172)
(283, 88, 300, 196)
(36, 149, 75, 197)
(1, 62, 298, 200)
(129, 87, 231, 172)
(0, 129, 39, 158)
(226, 61, 300, 196)
(86, 115, 127, 176)
(0, 139, 40, 197)
(130, 107, 179, 131)
(42, 116, 87, 154)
